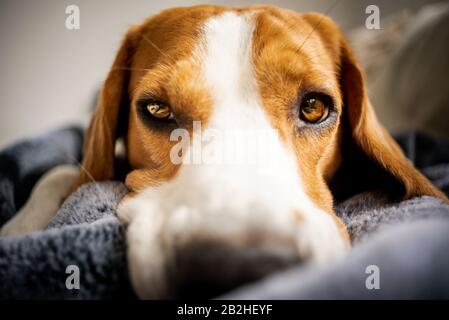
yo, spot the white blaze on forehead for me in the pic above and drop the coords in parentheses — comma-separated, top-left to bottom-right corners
(196, 12, 321, 214)
(201, 12, 256, 108)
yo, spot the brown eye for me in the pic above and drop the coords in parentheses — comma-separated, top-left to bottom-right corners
(146, 102, 173, 120)
(300, 97, 330, 123)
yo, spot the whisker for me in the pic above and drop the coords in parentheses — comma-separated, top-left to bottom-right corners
(111, 67, 153, 72)
(297, 0, 341, 52)
(66, 153, 112, 202)
(141, 34, 177, 66)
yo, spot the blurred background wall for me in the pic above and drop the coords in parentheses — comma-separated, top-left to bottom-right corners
(0, 0, 444, 148)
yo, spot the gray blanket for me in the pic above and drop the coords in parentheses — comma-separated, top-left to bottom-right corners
(1, 128, 449, 299)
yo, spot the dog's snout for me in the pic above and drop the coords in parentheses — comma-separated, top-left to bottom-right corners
(172, 225, 301, 298)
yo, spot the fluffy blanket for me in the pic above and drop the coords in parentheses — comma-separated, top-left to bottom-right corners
(1, 128, 449, 299)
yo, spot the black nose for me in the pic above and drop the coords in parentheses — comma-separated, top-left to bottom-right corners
(171, 231, 301, 299)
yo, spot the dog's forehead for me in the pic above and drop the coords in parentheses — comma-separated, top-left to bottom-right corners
(132, 5, 334, 71)
(130, 6, 340, 112)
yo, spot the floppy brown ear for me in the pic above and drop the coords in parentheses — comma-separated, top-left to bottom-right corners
(72, 26, 140, 190)
(337, 36, 448, 203)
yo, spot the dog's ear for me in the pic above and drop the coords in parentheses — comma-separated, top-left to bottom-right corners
(334, 34, 447, 202)
(72, 26, 140, 189)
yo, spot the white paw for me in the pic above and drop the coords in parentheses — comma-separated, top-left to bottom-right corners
(0, 218, 25, 237)
(0, 165, 79, 237)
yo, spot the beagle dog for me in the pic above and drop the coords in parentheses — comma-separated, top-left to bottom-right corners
(1, 5, 447, 298)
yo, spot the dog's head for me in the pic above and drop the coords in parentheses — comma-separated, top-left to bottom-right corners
(72, 5, 449, 298)
(75, 4, 446, 223)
